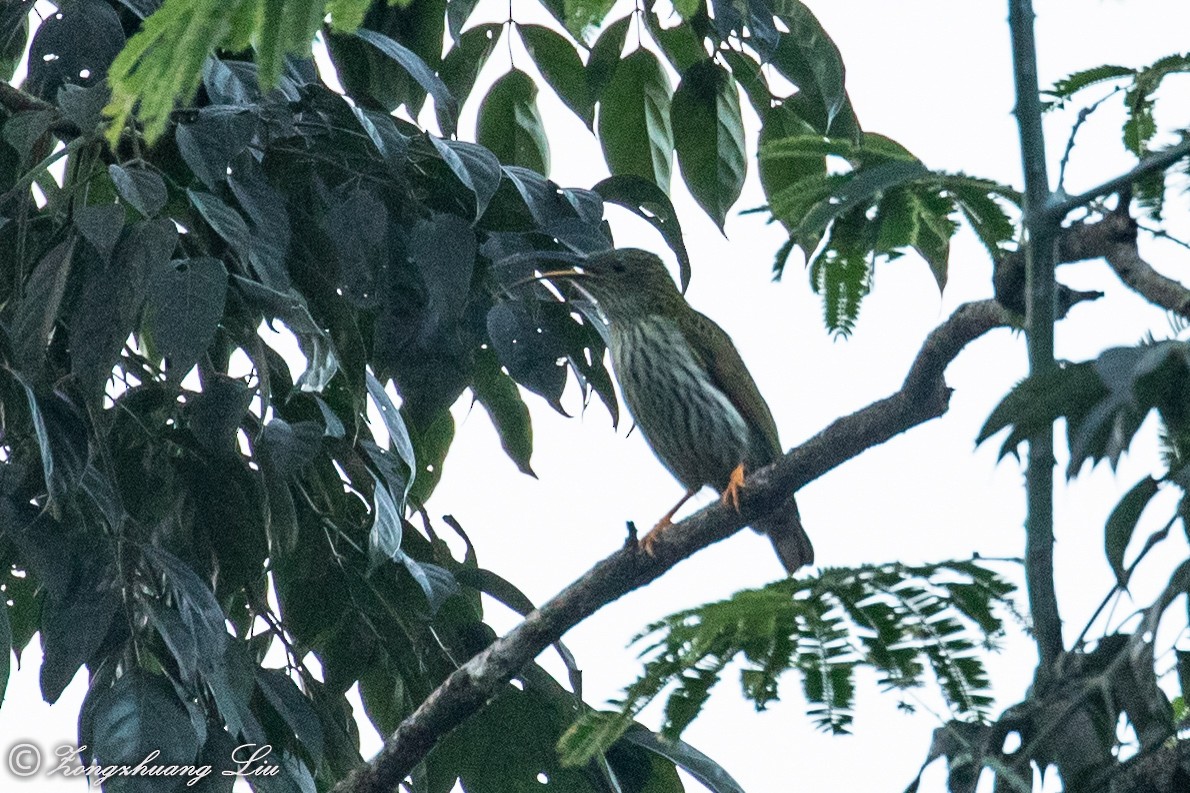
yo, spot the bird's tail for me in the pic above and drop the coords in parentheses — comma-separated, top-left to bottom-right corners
(753, 495, 813, 574)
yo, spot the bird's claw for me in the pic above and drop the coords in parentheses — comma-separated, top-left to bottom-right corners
(721, 463, 746, 512)
(638, 517, 672, 558)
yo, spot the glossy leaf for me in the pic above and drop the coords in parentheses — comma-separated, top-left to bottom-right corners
(477, 69, 551, 176)
(429, 137, 503, 220)
(355, 27, 458, 136)
(671, 60, 747, 230)
(471, 347, 535, 476)
(91, 668, 201, 772)
(598, 49, 674, 192)
(519, 24, 594, 128)
(592, 175, 691, 290)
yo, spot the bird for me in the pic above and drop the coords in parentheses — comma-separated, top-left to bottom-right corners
(539, 247, 812, 574)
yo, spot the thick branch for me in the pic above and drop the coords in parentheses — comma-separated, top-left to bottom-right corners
(331, 299, 1011, 793)
(1099, 203, 1190, 316)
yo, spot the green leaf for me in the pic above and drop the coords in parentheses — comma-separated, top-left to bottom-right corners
(519, 24, 594, 128)
(1105, 476, 1159, 585)
(586, 15, 630, 102)
(797, 159, 929, 242)
(558, 710, 633, 767)
(355, 27, 459, 136)
(428, 137, 503, 220)
(1046, 64, 1134, 104)
(768, 0, 848, 133)
(108, 163, 167, 217)
(91, 668, 202, 772)
(0, 583, 10, 711)
(405, 407, 455, 507)
(598, 49, 674, 193)
(327, 0, 373, 32)
(673, 0, 702, 21)
(721, 50, 771, 117)
(256, 668, 326, 764)
(253, 0, 322, 86)
(563, 0, 616, 41)
(621, 729, 745, 793)
(477, 69, 551, 176)
(143, 256, 229, 379)
(437, 23, 502, 130)
(592, 175, 691, 290)
(471, 347, 535, 476)
(671, 60, 746, 230)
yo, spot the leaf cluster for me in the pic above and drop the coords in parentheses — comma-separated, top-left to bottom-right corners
(558, 560, 1017, 766)
(0, 4, 769, 790)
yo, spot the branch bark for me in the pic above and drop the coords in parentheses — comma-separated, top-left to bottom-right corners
(1009, 0, 1064, 670)
(1045, 138, 1190, 224)
(332, 299, 1012, 793)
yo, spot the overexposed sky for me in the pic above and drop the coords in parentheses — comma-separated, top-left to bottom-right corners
(5, 2, 1190, 792)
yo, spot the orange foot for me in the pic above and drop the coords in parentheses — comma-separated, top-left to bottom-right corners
(721, 463, 747, 511)
(638, 517, 673, 558)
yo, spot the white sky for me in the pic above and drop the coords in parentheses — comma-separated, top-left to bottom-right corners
(5, 1, 1190, 792)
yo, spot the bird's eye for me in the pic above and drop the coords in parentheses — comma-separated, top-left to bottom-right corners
(612, 262, 626, 274)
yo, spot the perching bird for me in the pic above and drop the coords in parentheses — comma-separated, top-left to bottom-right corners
(541, 248, 812, 573)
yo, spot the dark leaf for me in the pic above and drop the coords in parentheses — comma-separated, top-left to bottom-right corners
(91, 668, 202, 785)
(71, 219, 177, 398)
(187, 189, 251, 261)
(477, 69, 551, 176)
(108, 164, 167, 217)
(73, 204, 125, 263)
(429, 137, 503, 220)
(25, 0, 123, 99)
(408, 213, 477, 340)
(471, 347, 535, 475)
(175, 106, 258, 189)
(12, 238, 74, 378)
(519, 24, 594, 127)
(56, 82, 110, 134)
(593, 175, 691, 290)
(1105, 476, 1159, 585)
(355, 28, 459, 137)
(486, 301, 569, 412)
(143, 257, 229, 378)
(256, 668, 326, 765)
(40, 582, 119, 703)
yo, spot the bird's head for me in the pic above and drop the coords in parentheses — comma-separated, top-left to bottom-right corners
(540, 248, 683, 322)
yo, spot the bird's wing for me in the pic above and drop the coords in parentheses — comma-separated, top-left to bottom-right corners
(686, 310, 783, 459)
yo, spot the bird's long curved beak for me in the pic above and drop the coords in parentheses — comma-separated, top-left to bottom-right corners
(509, 268, 589, 290)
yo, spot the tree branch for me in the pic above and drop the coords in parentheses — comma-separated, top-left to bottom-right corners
(1009, 0, 1064, 669)
(331, 299, 1013, 793)
(1044, 138, 1190, 224)
(1099, 202, 1190, 317)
